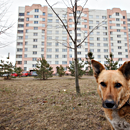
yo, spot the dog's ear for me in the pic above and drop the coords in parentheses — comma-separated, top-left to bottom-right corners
(91, 60, 105, 79)
(118, 61, 130, 80)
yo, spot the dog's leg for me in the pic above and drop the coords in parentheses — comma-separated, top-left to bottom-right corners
(107, 120, 115, 130)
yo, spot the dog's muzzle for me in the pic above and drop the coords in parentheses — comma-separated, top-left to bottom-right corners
(103, 99, 118, 109)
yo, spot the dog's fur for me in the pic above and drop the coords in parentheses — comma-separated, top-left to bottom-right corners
(91, 60, 130, 130)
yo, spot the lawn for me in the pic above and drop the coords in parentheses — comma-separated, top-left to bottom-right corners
(0, 76, 110, 130)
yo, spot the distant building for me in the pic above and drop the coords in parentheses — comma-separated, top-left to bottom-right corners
(16, 4, 130, 73)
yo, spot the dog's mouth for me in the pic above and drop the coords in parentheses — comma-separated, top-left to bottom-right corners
(102, 100, 118, 109)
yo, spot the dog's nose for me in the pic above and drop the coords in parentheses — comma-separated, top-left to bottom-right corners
(103, 100, 117, 109)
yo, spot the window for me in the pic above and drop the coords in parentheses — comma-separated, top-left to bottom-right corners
(33, 51, 37, 54)
(35, 9, 39, 12)
(89, 26, 93, 29)
(111, 49, 114, 52)
(97, 43, 100, 47)
(55, 43, 59, 46)
(32, 58, 37, 61)
(19, 13, 24, 16)
(102, 16, 106, 19)
(116, 18, 120, 21)
(47, 48, 52, 52)
(117, 29, 120, 32)
(117, 35, 121, 38)
(34, 15, 38, 18)
(126, 55, 128, 58)
(62, 49, 67, 52)
(32, 64, 36, 67)
(25, 48, 28, 51)
(41, 42, 44, 46)
(48, 19, 52, 23)
(90, 49, 94, 52)
(111, 43, 114, 46)
(84, 25, 87, 28)
(55, 55, 59, 58)
(42, 18, 45, 21)
(103, 27, 107, 30)
(125, 49, 128, 52)
(47, 42, 52, 46)
(104, 43, 108, 47)
(24, 61, 27, 64)
(69, 54, 72, 58)
(118, 52, 122, 55)
(103, 38, 108, 41)
(42, 30, 45, 33)
(116, 24, 120, 27)
(69, 13, 73, 16)
(125, 43, 127, 46)
(62, 55, 67, 58)
(26, 23, 29, 27)
(16, 55, 22, 58)
(55, 48, 59, 52)
(25, 35, 28, 39)
(47, 55, 52, 58)
(109, 20, 112, 24)
(18, 36, 23, 39)
(104, 55, 108, 58)
(97, 49, 100, 52)
(90, 43, 94, 46)
(42, 24, 45, 27)
(69, 24, 72, 28)
(96, 15, 99, 19)
(62, 61, 67, 64)
(84, 14, 87, 17)
(56, 19, 59, 23)
(17, 42, 23, 46)
(26, 18, 29, 21)
(24, 54, 27, 58)
(111, 37, 113, 41)
(43, 12, 45, 16)
(18, 30, 23, 33)
(33, 45, 37, 48)
(123, 16, 125, 19)
(117, 40, 121, 43)
(25, 42, 28, 45)
(116, 12, 119, 16)
(90, 37, 94, 41)
(123, 21, 126, 24)
(33, 39, 37, 42)
(47, 36, 52, 40)
(89, 15, 93, 18)
(48, 13, 52, 17)
(84, 19, 87, 22)
(104, 49, 108, 52)
(97, 37, 100, 41)
(55, 61, 59, 64)
(103, 32, 107, 35)
(97, 32, 100, 35)
(17, 61, 22, 64)
(41, 48, 44, 52)
(34, 27, 38, 30)
(89, 20, 93, 24)
(18, 18, 24, 22)
(118, 46, 122, 49)
(109, 15, 112, 18)
(47, 30, 52, 34)
(97, 55, 101, 58)
(96, 21, 99, 24)
(33, 33, 38, 36)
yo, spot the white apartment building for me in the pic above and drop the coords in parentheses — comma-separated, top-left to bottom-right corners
(16, 4, 130, 73)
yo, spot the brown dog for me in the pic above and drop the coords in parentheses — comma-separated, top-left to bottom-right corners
(91, 60, 130, 130)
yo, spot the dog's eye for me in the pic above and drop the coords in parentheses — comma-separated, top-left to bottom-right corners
(115, 83, 122, 88)
(100, 82, 106, 87)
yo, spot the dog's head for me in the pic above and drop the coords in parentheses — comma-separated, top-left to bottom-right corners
(92, 60, 130, 109)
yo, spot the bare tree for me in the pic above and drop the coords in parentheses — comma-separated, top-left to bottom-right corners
(0, 0, 14, 48)
(45, 0, 105, 94)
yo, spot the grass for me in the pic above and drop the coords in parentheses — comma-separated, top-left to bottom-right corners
(0, 76, 110, 130)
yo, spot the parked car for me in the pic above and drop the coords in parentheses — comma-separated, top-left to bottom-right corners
(31, 71, 37, 76)
(2, 73, 10, 77)
(21, 71, 30, 77)
(11, 72, 18, 77)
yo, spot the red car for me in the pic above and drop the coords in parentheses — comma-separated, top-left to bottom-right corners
(21, 71, 30, 77)
(11, 72, 18, 77)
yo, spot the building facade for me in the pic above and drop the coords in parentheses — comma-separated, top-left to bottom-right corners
(16, 4, 130, 73)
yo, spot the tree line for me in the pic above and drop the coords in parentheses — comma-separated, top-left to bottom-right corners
(0, 52, 118, 80)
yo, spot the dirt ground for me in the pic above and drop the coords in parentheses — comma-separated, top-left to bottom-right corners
(0, 76, 110, 130)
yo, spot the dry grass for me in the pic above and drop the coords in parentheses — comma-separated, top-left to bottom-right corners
(0, 76, 110, 130)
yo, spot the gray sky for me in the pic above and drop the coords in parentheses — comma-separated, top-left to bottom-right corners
(1, 0, 130, 64)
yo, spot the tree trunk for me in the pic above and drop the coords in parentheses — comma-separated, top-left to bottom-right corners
(74, 44, 80, 94)
(74, 0, 80, 95)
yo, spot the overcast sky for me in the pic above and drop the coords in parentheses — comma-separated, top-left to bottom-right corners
(1, 0, 130, 64)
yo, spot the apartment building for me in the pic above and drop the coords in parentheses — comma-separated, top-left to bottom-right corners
(16, 4, 130, 73)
